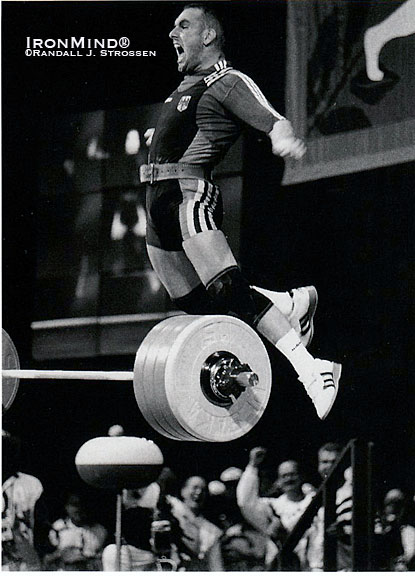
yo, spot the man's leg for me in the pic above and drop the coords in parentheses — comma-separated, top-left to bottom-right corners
(182, 228, 341, 420)
(252, 285, 318, 348)
(146, 244, 220, 315)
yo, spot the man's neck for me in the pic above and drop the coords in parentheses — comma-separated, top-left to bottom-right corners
(191, 51, 225, 74)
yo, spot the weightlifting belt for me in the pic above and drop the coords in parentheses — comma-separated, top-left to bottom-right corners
(140, 163, 211, 184)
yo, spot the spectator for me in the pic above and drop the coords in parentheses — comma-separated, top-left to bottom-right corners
(102, 467, 178, 571)
(307, 442, 353, 571)
(333, 466, 353, 570)
(206, 467, 243, 529)
(102, 506, 156, 571)
(376, 488, 415, 571)
(206, 466, 269, 570)
(43, 491, 107, 571)
(220, 515, 269, 571)
(168, 475, 224, 570)
(237, 447, 315, 570)
(317, 442, 343, 479)
(2, 430, 46, 571)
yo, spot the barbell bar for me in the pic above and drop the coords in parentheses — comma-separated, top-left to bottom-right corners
(2, 315, 273, 442)
(2, 369, 134, 381)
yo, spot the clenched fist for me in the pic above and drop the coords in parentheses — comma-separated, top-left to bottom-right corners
(248, 446, 267, 467)
(269, 119, 306, 160)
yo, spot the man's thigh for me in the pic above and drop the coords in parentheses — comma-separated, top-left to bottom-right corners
(146, 244, 201, 299)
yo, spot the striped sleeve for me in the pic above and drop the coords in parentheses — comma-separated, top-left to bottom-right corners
(207, 70, 285, 134)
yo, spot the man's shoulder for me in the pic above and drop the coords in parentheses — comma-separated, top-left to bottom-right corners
(204, 67, 246, 89)
(203, 67, 261, 103)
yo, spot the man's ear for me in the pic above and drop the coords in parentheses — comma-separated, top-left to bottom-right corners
(203, 28, 217, 46)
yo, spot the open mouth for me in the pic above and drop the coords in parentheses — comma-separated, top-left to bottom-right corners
(173, 43, 185, 62)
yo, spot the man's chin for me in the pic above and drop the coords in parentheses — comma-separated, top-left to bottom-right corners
(177, 57, 186, 73)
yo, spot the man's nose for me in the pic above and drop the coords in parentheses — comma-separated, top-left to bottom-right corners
(169, 27, 177, 39)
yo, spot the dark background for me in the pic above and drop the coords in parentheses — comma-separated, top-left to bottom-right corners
(2, 1, 413, 523)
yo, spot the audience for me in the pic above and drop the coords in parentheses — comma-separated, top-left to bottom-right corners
(3, 431, 413, 571)
(101, 505, 156, 571)
(375, 488, 415, 571)
(208, 466, 269, 570)
(237, 447, 316, 570)
(43, 491, 107, 571)
(167, 475, 224, 571)
(307, 442, 352, 571)
(2, 430, 47, 571)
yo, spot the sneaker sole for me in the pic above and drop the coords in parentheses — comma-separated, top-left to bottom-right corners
(300, 286, 318, 348)
(320, 362, 342, 420)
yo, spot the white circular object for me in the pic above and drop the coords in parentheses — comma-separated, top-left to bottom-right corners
(75, 436, 163, 489)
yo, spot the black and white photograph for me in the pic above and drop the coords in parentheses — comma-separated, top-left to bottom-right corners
(2, 0, 414, 571)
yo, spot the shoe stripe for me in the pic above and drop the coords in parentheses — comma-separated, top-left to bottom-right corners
(323, 383, 336, 390)
(300, 315, 310, 329)
(300, 321, 310, 334)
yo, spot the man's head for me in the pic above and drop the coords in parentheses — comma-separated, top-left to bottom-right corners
(65, 493, 88, 526)
(383, 488, 406, 523)
(169, 4, 225, 74)
(181, 475, 207, 511)
(318, 442, 342, 479)
(277, 460, 302, 495)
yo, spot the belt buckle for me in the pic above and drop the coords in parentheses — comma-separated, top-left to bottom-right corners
(149, 163, 155, 184)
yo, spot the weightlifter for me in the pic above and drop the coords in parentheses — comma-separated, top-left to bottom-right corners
(140, 3, 341, 420)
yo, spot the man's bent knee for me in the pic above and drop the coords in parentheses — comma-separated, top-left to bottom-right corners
(207, 268, 272, 326)
(173, 284, 225, 315)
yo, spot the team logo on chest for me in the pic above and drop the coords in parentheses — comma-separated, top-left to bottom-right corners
(177, 95, 192, 112)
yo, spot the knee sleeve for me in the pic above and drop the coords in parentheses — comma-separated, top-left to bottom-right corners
(207, 268, 273, 326)
(172, 284, 225, 315)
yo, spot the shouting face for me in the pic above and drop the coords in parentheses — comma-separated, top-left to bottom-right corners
(169, 7, 207, 74)
(181, 476, 207, 511)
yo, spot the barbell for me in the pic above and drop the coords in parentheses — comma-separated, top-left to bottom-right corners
(2, 315, 272, 442)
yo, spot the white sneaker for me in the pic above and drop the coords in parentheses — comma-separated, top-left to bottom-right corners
(300, 359, 342, 420)
(288, 286, 318, 348)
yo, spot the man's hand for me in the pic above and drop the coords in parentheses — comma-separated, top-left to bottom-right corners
(249, 446, 267, 467)
(269, 119, 306, 160)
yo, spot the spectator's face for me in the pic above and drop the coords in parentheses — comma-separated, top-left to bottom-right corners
(277, 461, 301, 493)
(169, 8, 206, 73)
(181, 476, 207, 510)
(318, 449, 339, 479)
(384, 491, 406, 523)
(65, 495, 86, 526)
